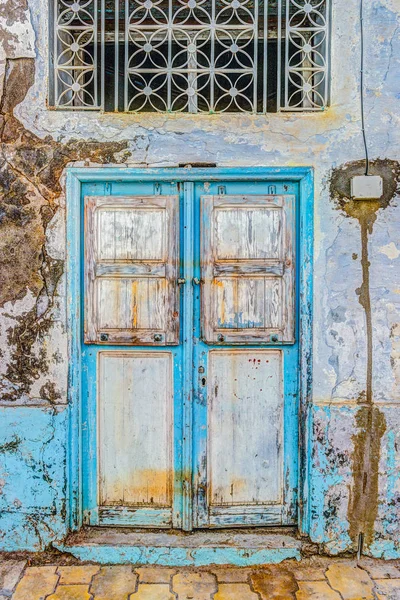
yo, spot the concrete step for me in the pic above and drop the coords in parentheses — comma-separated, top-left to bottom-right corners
(58, 527, 302, 566)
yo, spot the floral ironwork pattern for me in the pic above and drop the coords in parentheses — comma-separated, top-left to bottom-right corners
(54, 0, 99, 108)
(125, 0, 259, 112)
(52, 0, 330, 112)
(284, 0, 329, 109)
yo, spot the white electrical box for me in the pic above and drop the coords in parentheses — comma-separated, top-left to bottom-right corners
(351, 175, 383, 199)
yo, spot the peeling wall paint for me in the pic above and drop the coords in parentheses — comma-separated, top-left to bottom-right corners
(0, 58, 129, 404)
(329, 159, 400, 551)
(0, 0, 399, 557)
(0, 406, 67, 551)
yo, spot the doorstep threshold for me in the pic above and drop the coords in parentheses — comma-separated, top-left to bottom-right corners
(57, 527, 302, 566)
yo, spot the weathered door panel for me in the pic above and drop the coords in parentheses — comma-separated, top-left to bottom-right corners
(193, 182, 299, 528)
(81, 178, 299, 530)
(81, 184, 183, 529)
(98, 352, 173, 518)
(201, 194, 295, 344)
(84, 195, 179, 345)
(208, 350, 283, 508)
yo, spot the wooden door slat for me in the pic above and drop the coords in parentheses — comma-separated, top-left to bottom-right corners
(84, 195, 179, 345)
(201, 194, 295, 344)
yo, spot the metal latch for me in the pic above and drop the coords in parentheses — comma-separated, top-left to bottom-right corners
(177, 278, 186, 285)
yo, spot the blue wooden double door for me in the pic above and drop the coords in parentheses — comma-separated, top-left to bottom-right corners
(81, 177, 299, 529)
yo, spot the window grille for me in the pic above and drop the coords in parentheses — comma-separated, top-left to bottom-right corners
(51, 0, 330, 113)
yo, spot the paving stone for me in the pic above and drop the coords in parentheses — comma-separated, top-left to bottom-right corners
(57, 565, 100, 584)
(210, 567, 252, 583)
(0, 559, 26, 593)
(292, 567, 327, 581)
(12, 566, 59, 600)
(136, 567, 177, 583)
(360, 560, 400, 580)
(295, 581, 342, 600)
(213, 583, 259, 599)
(326, 564, 375, 600)
(90, 565, 138, 599)
(47, 584, 93, 599)
(130, 583, 176, 599)
(374, 579, 400, 600)
(172, 572, 218, 599)
(251, 567, 299, 599)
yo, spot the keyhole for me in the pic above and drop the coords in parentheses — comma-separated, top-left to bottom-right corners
(201, 377, 207, 387)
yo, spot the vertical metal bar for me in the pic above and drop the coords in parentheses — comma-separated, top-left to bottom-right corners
(115, 0, 119, 111)
(182, 181, 194, 532)
(93, 0, 98, 106)
(100, 0, 105, 109)
(302, 38, 312, 109)
(188, 43, 198, 113)
(210, 0, 215, 112)
(262, 0, 268, 113)
(284, 0, 290, 108)
(167, 0, 172, 110)
(76, 46, 85, 108)
(253, 0, 258, 113)
(53, 0, 58, 106)
(277, 0, 282, 111)
(124, 0, 129, 110)
(324, 0, 331, 106)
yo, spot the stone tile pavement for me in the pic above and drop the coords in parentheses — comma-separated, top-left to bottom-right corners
(1, 557, 400, 599)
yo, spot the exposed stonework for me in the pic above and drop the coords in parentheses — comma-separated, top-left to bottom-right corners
(0, 58, 130, 402)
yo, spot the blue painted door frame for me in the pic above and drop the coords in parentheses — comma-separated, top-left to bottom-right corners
(66, 167, 314, 535)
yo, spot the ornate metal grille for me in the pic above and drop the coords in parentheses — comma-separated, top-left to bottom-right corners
(51, 0, 330, 112)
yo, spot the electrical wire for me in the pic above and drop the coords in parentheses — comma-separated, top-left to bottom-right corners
(360, 0, 370, 175)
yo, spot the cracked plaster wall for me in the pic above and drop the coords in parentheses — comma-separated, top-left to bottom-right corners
(0, 0, 399, 554)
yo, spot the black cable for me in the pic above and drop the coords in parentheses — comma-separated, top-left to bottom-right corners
(360, 0, 370, 175)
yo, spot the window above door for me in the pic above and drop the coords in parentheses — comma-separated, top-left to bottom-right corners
(50, 0, 331, 113)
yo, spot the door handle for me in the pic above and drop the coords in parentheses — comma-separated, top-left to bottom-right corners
(177, 278, 186, 285)
(192, 277, 201, 285)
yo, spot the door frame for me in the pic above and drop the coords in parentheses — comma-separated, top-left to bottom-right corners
(66, 167, 314, 537)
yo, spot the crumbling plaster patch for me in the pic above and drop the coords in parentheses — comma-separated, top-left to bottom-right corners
(0, 57, 130, 403)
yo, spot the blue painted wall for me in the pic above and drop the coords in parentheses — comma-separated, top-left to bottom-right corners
(0, 407, 68, 551)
